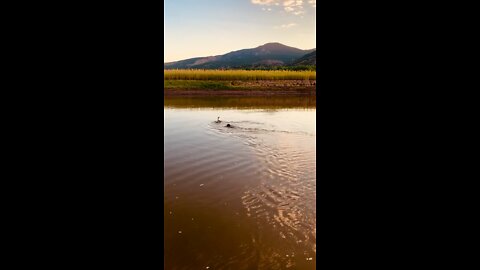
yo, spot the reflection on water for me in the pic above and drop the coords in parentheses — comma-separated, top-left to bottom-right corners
(165, 95, 316, 109)
(164, 96, 316, 269)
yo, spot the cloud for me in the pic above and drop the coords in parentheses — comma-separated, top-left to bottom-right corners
(252, 0, 309, 15)
(251, 0, 278, 5)
(275, 23, 297, 29)
(283, 0, 304, 15)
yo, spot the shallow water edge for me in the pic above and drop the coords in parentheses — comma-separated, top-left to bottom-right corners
(165, 95, 316, 109)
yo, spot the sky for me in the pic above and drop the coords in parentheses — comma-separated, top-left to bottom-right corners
(164, 0, 316, 62)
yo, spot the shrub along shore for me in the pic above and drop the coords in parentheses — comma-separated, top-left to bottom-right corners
(164, 69, 316, 96)
(165, 69, 315, 80)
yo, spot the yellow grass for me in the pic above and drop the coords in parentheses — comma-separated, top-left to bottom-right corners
(164, 69, 316, 81)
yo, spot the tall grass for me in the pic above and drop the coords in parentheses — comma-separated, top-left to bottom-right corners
(164, 69, 316, 81)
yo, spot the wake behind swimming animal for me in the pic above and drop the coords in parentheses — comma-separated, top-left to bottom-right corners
(215, 117, 222, 123)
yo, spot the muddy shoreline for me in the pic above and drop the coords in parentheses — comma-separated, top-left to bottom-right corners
(164, 80, 316, 96)
(164, 88, 315, 96)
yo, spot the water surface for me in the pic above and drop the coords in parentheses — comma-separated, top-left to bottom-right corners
(164, 96, 316, 269)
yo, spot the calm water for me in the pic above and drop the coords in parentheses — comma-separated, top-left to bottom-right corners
(164, 96, 316, 270)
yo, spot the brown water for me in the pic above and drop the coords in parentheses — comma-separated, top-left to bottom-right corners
(164, 96, 316, 269)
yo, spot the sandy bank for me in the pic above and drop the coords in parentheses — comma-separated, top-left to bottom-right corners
(164, 80, 316, 96)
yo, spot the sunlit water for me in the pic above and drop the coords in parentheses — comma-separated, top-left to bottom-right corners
(164, 97, 316, 270)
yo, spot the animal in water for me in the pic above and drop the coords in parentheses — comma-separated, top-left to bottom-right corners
(225, 124, 233, 128)
(215, 117, 222, 123)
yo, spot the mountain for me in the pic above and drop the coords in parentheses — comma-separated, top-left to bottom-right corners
(290, 50, 316, 66)
(164, 42, 315, 69)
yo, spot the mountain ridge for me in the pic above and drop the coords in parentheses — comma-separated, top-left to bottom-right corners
(290, 50, 316, 66)
(165, 43, 315, 69)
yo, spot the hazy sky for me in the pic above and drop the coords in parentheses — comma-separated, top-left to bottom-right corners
(164, 0, 316, 62)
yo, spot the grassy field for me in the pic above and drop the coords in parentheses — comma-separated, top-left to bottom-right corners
(164, 69, 316, 81)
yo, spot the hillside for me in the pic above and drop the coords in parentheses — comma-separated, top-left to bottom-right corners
(291, 50, 316, 66)
(165, 43, 315, 69)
